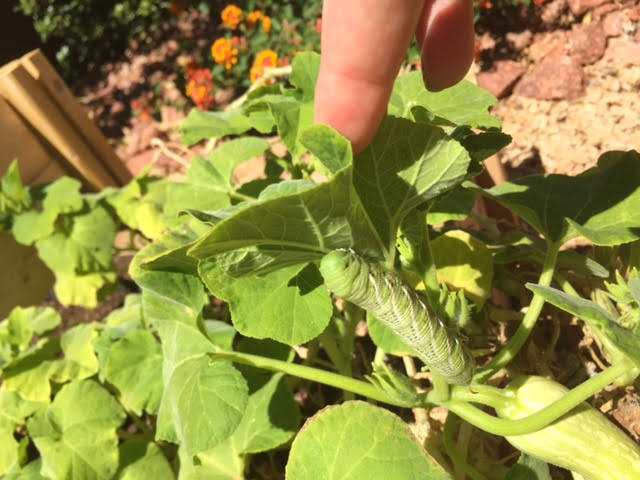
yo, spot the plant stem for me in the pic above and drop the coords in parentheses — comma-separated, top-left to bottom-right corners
(475, 241, 560, 383)
(225, 65, 292, 111)
(431, 372, 451, 402)
(444, 413, 488, 480)
(554, 270, 580, 296)
(212, 348, 628, 436)
(419, 214, 441, 309)
(439, 361, 629, 436)
(319, 318, 355, 401)
(211, 349, 409, 408)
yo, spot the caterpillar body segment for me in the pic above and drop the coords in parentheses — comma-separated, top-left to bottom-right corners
(320, 250, 475, 385)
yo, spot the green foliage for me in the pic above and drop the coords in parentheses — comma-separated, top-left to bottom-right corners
(14, 0, 188, 80)
(4, 48, 640, 479)
(286, 401, 453, 479)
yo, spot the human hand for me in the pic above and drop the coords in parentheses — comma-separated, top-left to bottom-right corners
(314, 0, 475, 153)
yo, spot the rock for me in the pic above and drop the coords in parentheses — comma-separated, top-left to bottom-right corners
(514, 56, 588, 100)
(592, 3, 617, 19)
(541, 0, 568, 24)
(567, 0, 608, 16)
(126, 149, 156, 176)
(603, 9, 630, 36)
(109, 101, 126, 115)
(569, 22, 607, 64)
(529, 31, 569, 62)
(477, 60, 527, 98)
(477, 32, 496, 52)
(604, 38, 640, 66)
(506, 30, 533, 51)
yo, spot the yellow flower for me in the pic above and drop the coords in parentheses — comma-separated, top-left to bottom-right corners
(246, 10, 263, 28)
(250, 49, 278, 83)
(262, 16, 272, 34)
(211, 38, 239, 69)
(221, 4, 243, 30)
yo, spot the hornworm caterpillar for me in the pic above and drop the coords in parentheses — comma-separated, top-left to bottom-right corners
(320, 250, 475, 385)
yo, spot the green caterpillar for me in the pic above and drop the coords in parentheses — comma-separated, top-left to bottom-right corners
(320, 250, 475, 385)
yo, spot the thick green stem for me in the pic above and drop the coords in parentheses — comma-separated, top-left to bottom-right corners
(440, 361, 629, 436)
(211, 349, 409, 408)
(418, 214, 441, 309)
(475, 241, 560, 383)
(431, 372, 451, 402)
(212, 349, 628, 437)
(319, 315, 356, 401)
(444, 413, 488, 480)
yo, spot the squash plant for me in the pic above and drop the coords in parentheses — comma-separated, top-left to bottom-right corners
(2, 51, 640, 479)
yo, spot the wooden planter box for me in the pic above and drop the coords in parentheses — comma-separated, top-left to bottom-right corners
(0, 50, 132, 316)
(0, 49, 131, 189)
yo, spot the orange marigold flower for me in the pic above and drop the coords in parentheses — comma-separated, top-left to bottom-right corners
(262, 16, 272, 34)
(247, 10, 263, 28)
(211, 37, 239, 69)
(186, 68, 215, 110)
(250, 49, 279, 83)
(477, 0, 493, 8)
(533, 0, 546, 5)
(221, 4, 243, 30)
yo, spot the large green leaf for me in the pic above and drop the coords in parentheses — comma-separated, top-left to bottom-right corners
(53, 271, 117, 308)
(389, 73, 501, 130)
(11, 210, 57, 246)
(183, 372, 299, 479)
(156, 356, 248, 458)
(131, 222, 209, 277)
(117, 441, 175, 480)
(0, 417, 20, 475)
(3, 459, 47, 480)
(0, 306, 60, 365)
(300, 124, 352, 175)
(427, 185, 478, 225)
(35, 205, 116, 273)
(188, 168, 385, 274)
(263, 52, 319, 155)
(27, 380, 126, 480)
(41, 177, 83, 214)
(11, 177, 84, 245)
(286, 401, 452, 479)
(103, 330, 163, 415)
(180, 109, 253, 146)
(483, 150, 640, 244)
(2, 339, 60, 402)
(431, 229, 494, 307)
(527, 284, 640, 369)
(0, 388, 46, 424)
(199, 260, 332, 345)
(165, 137, 269, 215)
(353, 116, 472, 248)
(49, 323, 99, 383)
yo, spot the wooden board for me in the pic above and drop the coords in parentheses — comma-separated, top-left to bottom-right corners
(21, 50, 131, 185)
(0, 96, 68, 183)
(0, 61, 117, 190)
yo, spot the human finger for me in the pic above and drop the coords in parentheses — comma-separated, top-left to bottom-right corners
(314, 0, 425, 153)
(416, 0, 475, 91)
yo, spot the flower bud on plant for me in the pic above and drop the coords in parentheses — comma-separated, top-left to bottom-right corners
(495, 376, 640, 480)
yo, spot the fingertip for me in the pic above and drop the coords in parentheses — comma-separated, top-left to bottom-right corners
(417, 0, 475, 91)
(314, 66, 390, 154)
